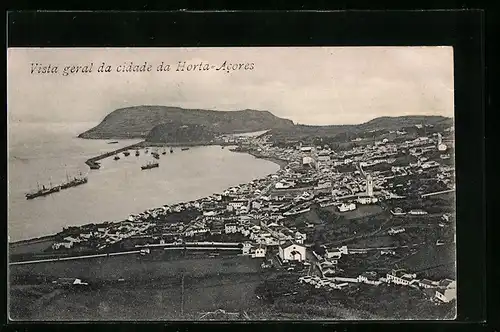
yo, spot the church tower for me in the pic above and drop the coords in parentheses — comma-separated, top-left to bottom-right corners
(366, 174, 374, 197)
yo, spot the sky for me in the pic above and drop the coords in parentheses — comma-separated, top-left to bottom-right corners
(7, 47, 454, 126)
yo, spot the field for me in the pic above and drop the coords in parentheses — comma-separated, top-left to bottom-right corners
(399, 243, 456, 279)
(326, 204, 384, 220)
(10, 273, 263, 321)
(10, 251, 261, 283)
(9, 238, 56, 256)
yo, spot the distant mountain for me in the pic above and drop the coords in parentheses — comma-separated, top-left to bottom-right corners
(269, 115, 453, 140)
(145, 122, 217, 143)
(78, 106, 295, 139)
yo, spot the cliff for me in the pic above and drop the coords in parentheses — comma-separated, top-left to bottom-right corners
(78, 106, 295, 139)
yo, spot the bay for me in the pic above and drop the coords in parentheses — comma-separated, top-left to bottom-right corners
(8, 123, 279, 242)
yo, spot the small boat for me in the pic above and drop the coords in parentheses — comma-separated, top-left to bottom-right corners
(108, 141, 119, 144)
(145, 149, 149, 154)
(221, 146, 225, 149)
(123, 151, 130, 156)
(89, 162, 101, 170)
(114, 155, 120, 160)
(181, 147, 190, 151)
(170, 148, 173, 153)
(141, 161, 159, 170)
(162, 149, 167, 155)
(135, 150, 140, 156)
(152, 152, 160, 160)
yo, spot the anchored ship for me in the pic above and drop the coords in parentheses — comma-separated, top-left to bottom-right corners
(114, 155, 120, 160)
(60, 172, 88, 190)
(170, 147, 173, 153)
(26, 182, 61, 200)
(162, 149, 167, 155)
(123, 151, 130, 156)
(152, 152, 160, 159)
(141, 161, 159, 170)
(181, 147, 190, 151)
(135, 150, 140, 156)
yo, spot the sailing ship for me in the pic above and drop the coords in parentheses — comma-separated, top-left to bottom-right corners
(26, 182, 61, 200)
(141, 161, 159, 170)
(59, 172, 88, 190)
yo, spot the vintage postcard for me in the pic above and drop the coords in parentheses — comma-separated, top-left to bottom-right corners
(7, 47, 456, 321)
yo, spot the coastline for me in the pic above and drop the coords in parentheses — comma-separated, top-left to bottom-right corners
(11, 143, 286, 247)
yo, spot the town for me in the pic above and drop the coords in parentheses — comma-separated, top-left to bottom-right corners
(11, 121, 456, 319)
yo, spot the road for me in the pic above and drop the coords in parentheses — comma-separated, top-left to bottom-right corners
(9, 249, 144, 266)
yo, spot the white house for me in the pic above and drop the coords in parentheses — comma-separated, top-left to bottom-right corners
(338, 203, 356, 212)
(278, 241, 306, 262)
(357, 197, 378, 205)
(252, 245, 267, 258)
(302, 156, 314, 165)
(251, 201, 262, 210)
(228, 200, 247, 210)
(419, 279, 438, 289)
(408, 209, 428, 215)
(224, 223, 238, 234)
(294, 232, 306, 245)
(435, 279, 457, 303)
(241, 242, 253, 255)
(386, 270, 417, 286)
(388, 227, 406, 235)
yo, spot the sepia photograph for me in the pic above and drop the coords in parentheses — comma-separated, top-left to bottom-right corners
(7, 47, 456, 321)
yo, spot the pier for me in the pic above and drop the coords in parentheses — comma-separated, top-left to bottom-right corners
(85, 141, 145, 169)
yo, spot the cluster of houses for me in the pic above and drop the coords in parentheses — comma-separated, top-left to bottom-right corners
(52, 221, 154, 250)
(297, 267, 456, 304)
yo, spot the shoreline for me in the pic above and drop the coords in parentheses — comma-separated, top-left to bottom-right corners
(11, 144, 288, 247)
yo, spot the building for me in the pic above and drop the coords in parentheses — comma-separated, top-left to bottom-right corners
(227, 200, 247, 210)
(338, 203, 356, 212)
(419, 279, 438, 289)
(388, 227, 406, 235)
(386, 270, 417, 286)
(390, 207, 406, 215)
(224, 223, 238, 234)
(357, 196, 378, 205)
(435, 279, 457, 303)
(302, 156, 314, 165)
(278, 241, 306, 262)
(252, 245, 267, 258)
(408, 209, 428, 215)
(366, 174, 374, 197)
(241, 242, 252, 255)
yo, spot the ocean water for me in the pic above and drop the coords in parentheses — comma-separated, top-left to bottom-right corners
(7, 123, 279, 242)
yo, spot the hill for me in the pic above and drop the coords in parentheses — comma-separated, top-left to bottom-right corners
(78, 106, 295, 139)
(145, 122, 217, 143)
(269, 116, 453, 141)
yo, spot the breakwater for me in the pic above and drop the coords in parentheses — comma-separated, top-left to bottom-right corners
(85, 141, 145, 169)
